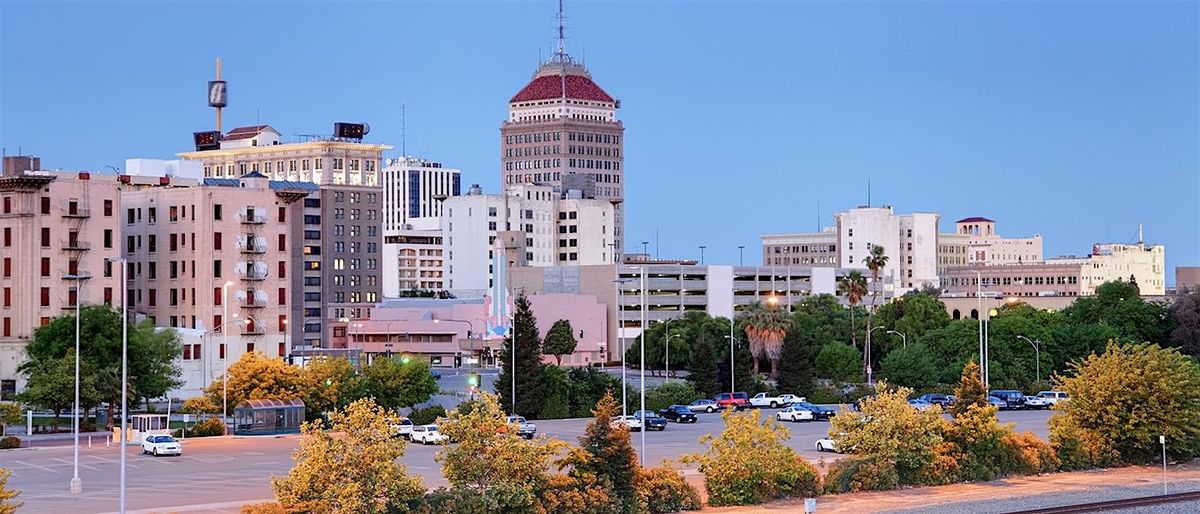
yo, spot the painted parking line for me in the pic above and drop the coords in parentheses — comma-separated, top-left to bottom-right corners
(12, 460, 61, 474)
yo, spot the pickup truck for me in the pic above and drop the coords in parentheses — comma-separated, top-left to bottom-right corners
(749, 393, 803, 409)
(505, 415, 538, 439)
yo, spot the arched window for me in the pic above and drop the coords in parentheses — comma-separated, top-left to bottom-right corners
(952, 309, 961, 320)
(970, 309, 979, 320)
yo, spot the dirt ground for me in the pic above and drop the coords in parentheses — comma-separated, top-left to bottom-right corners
(694, 462, 1200, 513)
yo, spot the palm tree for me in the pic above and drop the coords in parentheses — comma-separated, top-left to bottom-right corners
(863, 245, 889, 379)
(837, 271, 867, 348)
(739, 301, 790, 377)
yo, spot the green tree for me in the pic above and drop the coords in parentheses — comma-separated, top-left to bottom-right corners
(686, 337, 720, 399)
(1169, 289, 1200, 358)
(951, 361, 988, 418)
(543, 319, 578, 366)
(1061, 281, 1173, 345)
(1050, 343, 1200, 465)
(775, 329, 814, 396)
(918, 319, 984, 384)
(873, 292, 951, 356)
(539, 365, 571, 419)
(880, 343, 938, 390)
(567, 391, 639, 514)
(271, 398, 424, 513)
(0, 403, 21, 435)
(566, 367, 621, 418)
(814, 342, 861, 382)
(739, 301, 790, 377)
(644, 381, 699, 412)
(204, 351, 306, 411)
(21, 306, 182, 429)
(838, 271, 868, 348)
(496, 293, 545, 418)
(863, 245, 890, 371)
(359, 357, 438, 413)
(17, 350, 100, 428)
(300, 357, 362, 420)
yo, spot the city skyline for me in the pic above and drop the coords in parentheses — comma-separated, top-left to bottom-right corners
(1, 1, 1195, 278)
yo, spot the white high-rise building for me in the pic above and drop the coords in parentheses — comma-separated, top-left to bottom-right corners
(381, 157, 460, 232)
(441, 183, 614, 298)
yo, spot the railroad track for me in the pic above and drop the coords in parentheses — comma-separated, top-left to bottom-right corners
(1007, 490, 1200, 513)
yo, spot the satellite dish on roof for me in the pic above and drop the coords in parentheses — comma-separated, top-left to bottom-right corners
(362, 123, 371, 136)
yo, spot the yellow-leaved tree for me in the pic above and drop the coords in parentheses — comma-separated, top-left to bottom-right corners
(0, 467, 21, 514)
(270, 398, 424, 513)
(829, 381, 946, 484)
(683, 409, 820, 506)
(435, 392, 564, 511)
(204, 351, 306, 409)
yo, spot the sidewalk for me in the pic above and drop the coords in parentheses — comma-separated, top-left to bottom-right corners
(701, 463, 1200, 513)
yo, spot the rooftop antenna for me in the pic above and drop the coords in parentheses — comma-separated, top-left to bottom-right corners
(817, 201, 821, 231)
(556, 0, 567, 61)
(401, 104, 407, 157)
(1137, 223, 1144, 246)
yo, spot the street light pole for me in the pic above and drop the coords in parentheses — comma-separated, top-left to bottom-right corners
(699, 245, 706, 266)
(117, 258, 128, 514)
(867, 325, 885, 384)
(738, 245, 745, 266)
(970, 270, 985, 386)
(886, 330, 907, 350)
(222, 281, 233, 423)
(1017, 335, 1041, 384)
(71, 274, 86, 494)
(638, 266, 647, 466)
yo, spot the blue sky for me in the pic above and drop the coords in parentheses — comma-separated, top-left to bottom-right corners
(2, 1, 1197, 279)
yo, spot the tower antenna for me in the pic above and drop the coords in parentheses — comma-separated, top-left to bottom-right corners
(401, 104, 407, 157)
(867, 179, 872, 208)
(557, 0, 567, 61)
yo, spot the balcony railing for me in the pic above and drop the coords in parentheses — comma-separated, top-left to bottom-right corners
(239, 213, 267, 224)
(242, 293, 266, 308)
(241, 325, 266, 336)
(62, 206, 91, 218)
(240, 241, 267, 254)
(63, 240, 91, 251)
(62, 271, 94, 281)
(239, 267, 267, 280)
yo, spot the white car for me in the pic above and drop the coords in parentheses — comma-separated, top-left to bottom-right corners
(141, 435, 182, 456)
(1036, 391, 1069, 405)
(1023, 396, 1051, 410)
(612, 415, 643, 432)
(815, 437, 839, 453)
(775, 406, 815, 422)
(391, 417, 414, 439)
(907, 399, 936, 412)
(410, 424, 448, 445)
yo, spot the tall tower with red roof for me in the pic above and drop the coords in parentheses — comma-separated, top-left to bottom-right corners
(501, 1, 625, 260)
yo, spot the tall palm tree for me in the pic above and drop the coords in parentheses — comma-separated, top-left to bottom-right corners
(863, 245, 889, 379)
(739, 301, 790, 377)
(837, 271, 867, 348)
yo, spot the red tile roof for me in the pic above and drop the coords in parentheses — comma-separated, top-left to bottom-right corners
(511, 74, 614, 104)
(224, 125, 271, 141)
(956, 216, 995, 223)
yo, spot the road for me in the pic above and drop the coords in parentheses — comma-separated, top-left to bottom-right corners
(4, 408, 1053, 513)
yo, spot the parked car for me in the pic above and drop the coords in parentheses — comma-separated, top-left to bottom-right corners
(714, 392, 750, 410)
(775, 406, 815, 422)
(430, 369, 442, 380)
(815, 437, 839, 453)
(793, 401, 836, 421)
(411, 424, 448, 445)
(391, 417, 415, 439)
(1036, 391, 1069, 405)
(852, 396, 875, 411)
(917, 393, 952, 407)
(907, 399, 936, 412)
(658, 405, 698, 423)
(1023, 396, 1051, 410)
(141, 435, 182, 457)
(990, 390, 1026, 410)
(688, 399, 719, 413)
(987, 396, 1008, 409)
(505, 415, 538, 439)
(613, 415, 643, 431)
(633, 410, 668, 431)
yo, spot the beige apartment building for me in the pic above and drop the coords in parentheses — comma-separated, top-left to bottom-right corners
(179, 125, 390, 347)
(1049, 242, 1166, 296)
(0, 160, 123, 399)
(121, 172, 309, 373)
(953, 217, 1043, 265)
(942, 262, 1086, 298)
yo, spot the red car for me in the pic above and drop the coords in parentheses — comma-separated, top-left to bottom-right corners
(714, 392, 750, 410)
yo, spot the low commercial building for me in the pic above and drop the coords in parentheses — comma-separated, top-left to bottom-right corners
(942, 262, 1086, 298)
(1048, 242, 1166, 296)
(1177, 266, 1200, 294)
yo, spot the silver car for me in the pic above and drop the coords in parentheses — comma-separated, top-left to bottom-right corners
(687, 399, 718, 413)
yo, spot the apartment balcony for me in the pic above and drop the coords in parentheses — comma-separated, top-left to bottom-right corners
(61, 206, 91, 218)
(241, 325, 266, 336)
(242, 297, 266, 309)
(62, 271, 93, 281)
(239, 212, 267, 224)
(63, 240, 91, 251)
(239, 241, 267, 254)
(237, 266, 267, 281)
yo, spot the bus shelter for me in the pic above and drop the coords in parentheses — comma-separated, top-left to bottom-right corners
(233, 399, 305, 435)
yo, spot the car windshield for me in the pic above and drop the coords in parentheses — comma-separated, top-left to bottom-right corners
(428, 426, 438, 431)
(734, 393, 749, 399)
(152, 436, 175, 443)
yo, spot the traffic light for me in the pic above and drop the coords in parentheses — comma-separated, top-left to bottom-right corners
(401, 356, 411, 364)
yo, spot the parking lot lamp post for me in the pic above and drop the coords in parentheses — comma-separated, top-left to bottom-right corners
(886, 330, 908, 350)
(1017, 335, 1041, 384)
(638, 266, 647, 466)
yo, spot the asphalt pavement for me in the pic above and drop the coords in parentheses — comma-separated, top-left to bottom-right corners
(4, 407, 1054, 513)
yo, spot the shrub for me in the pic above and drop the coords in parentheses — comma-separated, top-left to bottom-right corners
(0, 437, 20, 450)
(1001, 431, 1060, 475)
(823, 456, 899, 493)
(178, 417, 225, 438)
(537, 473, 622, 514)
(941, 402, 1007, 483)
(1, 467, 22, 513)
(829, 382, 946, 483)
(683, 409, 820, 506)
(1049, 343, 1200, 465)
(239, 502, 292, 514)
(635, 465, 702, 513)
(644, 381, 700, 412)
(408, 405, 447, 426)
(815, 343, 862, 382)
(807, 383, 842, 405)
(1049, 414, 1119, 471)
(539, 365, 571, 419)
(565, 391, 638, 514)
(413, 487, 487, 514)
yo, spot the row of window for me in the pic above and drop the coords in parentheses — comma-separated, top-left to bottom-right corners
(331, 208, 377, 221)
(204, 157, 378, 177)
(182, 341, 288, 360)
(947, 275, 1079, 287)
(506, 145, 561, 158)
(771, 244, 837, 254)
(330, 225, 376, 237)
(4, 196, 115, 217)
(330, 258, 378, 271)
(505, 131, 562, 145)
(506, 158, 561, 171)
(332, 191, 377, 204)
(568, 145, 619, 158)
(331, 241, 378, 254)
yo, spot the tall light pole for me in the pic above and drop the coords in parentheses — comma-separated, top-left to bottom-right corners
(665, 332, 681, 380)
(115, 257, 129, 514)
(738, 245, 745, 266)
(970, 270, 985, 386)
(71, 272, 88, 494)
(724, 334, 738, 396)
(638, 265, 647, 466)
(699, 245, 706, 265)
(222, 281, 233, 422)
(887, 330, 907, 350)
(867, 326, 885, 384)
(1017, 335, 1041, 384)
(641, 241, 649, 257)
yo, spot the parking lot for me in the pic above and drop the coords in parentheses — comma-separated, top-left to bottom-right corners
(4, 405, 1053, 513)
